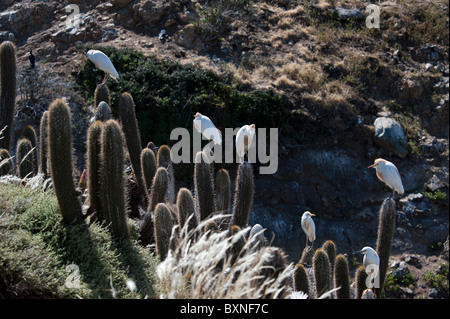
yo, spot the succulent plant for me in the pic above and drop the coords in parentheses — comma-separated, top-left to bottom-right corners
(229, 162, 254, 229)
(87, 120, 103, 220)
(16, 137, 34, 178)
(94, 82, 110, 108)
(194, 151, 215, 222)
(0, 148, 13, 176)
(333, 254, 350, 299)
(140, 147, 157, 194)
(313, 248, 331, 298)
(39, 111, 49, 177)
(293, 263, 309, 296)
(21, 125, 38, 176)
(154, 202, 173, 261)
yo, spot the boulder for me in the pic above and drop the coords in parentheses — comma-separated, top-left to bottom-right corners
(174, 24, 205, 51)
(373, 117, 408, 158)
(333, 7, 363, 21)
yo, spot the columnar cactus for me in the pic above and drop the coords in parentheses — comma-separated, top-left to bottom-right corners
(94, 82, 110, 107)
(293, 263, 309, 296)
(375, 197, 396, 298)
(300, 246, 314, 266)
(322, 240, 336, 277)
(157, 145, 175, 203)
(194, 151, 215, 222)
(333, 254, 350, 299)
(354, 265, 368, 299)
(313, 248, 331, 298)
(48, 99, 83, 224)
(16, 138, 33, 178)
(229, 162, 254, 229)
(140, 167, 168, 245)
(118, 92, 145, 197)
(176, 187, 197, 234)
(95, 101, 112, 122)
(228, 225, 246, 265)
(0, 148, 13, 175)
(0, 41, 17, 151)
(99, 119, 129, 239)
(87, 120, 103, 220)
(215, 168, 231, 215)
(154, 202, 173, 261)
(22, 125, 38, 175)
(140, 147, 157, 194)
(39, 111, 49, 177)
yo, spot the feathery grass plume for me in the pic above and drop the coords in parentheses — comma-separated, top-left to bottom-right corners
(313, 248, 331, 298)
(354, 265, 368, 299)
(140, 167, 168, 245)
(140, 147, 157, 194)
(87, 121, 103, 221)
(194, 151, 215, 222)
(99, 119, 129, 239)
(228, 225, 246, 265)
(157, 145, 175, 203)
(16, 138, 34, 178)
(154, 203, 173, 261)
(94, 82, 110, 107)
(118, 92, 145, 197)
(39, 111, 49, 177)
(156, 214, 294, 299)
(0, 148, 14, 176)
(176, 187, 197, 235)
(95, 101, 112, 122)
(375, 197, 396, 298)
(333, 254, 350, 299)
(293, 263, 309, 296)
(48, 98, 83, 224)
(0, 41, 17, 151)
(322, 240, 336, 278)
(215, 168, 230, 228)
(230, 162, 254, 229)
(21, 125, 38, 175)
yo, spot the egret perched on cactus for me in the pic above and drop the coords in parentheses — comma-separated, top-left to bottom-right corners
(236, 124, 256, 162)
(368, 158, 404, 198)
(193, 112, 222, 145)
(301, 211, 316, 248)
(353, 246, 380, 275)
(86, 49, 119, 84)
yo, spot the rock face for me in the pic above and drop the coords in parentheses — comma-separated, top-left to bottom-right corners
(373, 117, 408, 158)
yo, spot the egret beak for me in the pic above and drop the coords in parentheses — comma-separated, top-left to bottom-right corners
(310, 213, 316, 217)
(368, 164, 376, 168)
(352, 250, 364, 255)
(193, 114, 198, 118)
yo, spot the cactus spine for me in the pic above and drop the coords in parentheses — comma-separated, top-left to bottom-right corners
(16, 138, 33, 178)
(154, 202, 173, 261)
(87, 120, 103, 220)
(0, 41, 17, 151)
(118, 92, 145, 197)
(375, 197, 396, 298)
(22, 125, 38, 176)
(94, 82, 110, 107)
(194, 151, 215, 222)
(48, 99, 83, 224)
(313, 248, 331, 298)
(39, 111, 49, 177)
(333, 254, 350, 299)
(0, 148, 13, 175)
(354, 265, 368, 299)
(230, 162, 254, 229)
(293, 263, 309, 296)
(99, 119, 129, 239)
(140, 147, 157, 194)
(176, 187, 197, 234)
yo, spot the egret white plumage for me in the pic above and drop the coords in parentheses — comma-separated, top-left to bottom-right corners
(193, 112, 222, 145)
(86, 49, 119, 84)
(353, 246, 380, 276)
(236, 124, 256, 162)
(368, 158, 404, 197)
(301, 211, 316, 248)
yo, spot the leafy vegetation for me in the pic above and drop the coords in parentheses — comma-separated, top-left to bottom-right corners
(423, 263, 449, 297)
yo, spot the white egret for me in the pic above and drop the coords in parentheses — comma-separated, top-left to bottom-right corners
(353, 246, 380, 276)
(301, 211, 316, 248)
(368, 158, 404, 197)
(236, 124, 256, 162)
(86, 49, 119, 84)
(193, 112, 222, 145)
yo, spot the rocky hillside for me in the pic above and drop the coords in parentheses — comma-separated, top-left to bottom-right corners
(1, 0, 449, 299)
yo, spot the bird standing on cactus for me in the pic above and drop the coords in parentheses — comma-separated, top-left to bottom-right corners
(193, 112, 222, 145)
(353, 246, 380, 276)
(86, 49, 119, 84)
(236, 124, 256, 163)
(368, 158, 404, 198)
(301, 211, 316, 248)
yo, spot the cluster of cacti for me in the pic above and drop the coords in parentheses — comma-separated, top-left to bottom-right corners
(0, 41, 17, 152)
